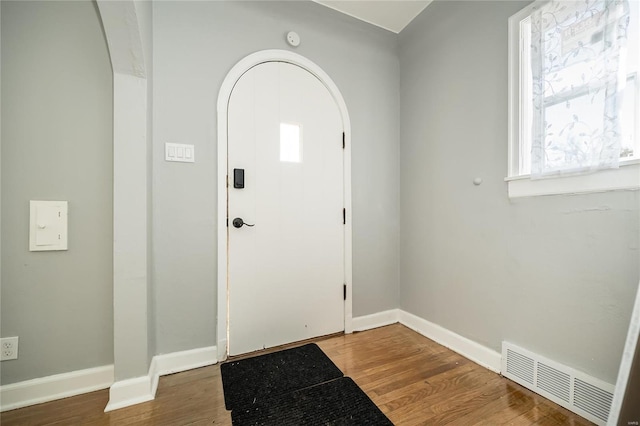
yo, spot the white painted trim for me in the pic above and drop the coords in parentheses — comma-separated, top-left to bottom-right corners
(105, 345, 218, 412)
(352, 308, 501, 373)
(507, 162, 640, 198)
(608, 281, 640, 425)
(149, 357, 160, 398)
(104, 375, 154, 412)
(217, 339, 227, 362)
(0, 345, 217, 413)
(352, 309, 400, 331)
(508, 1, 537, 178)
(398, 310, 502, 373)
(0, 365, 114, 412)
(153, 346, 217, 376)
(217, 50, 353, 358)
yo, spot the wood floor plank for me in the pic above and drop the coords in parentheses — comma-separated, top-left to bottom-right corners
(0, 324, 593, 425)
(462, 386, 537, 425)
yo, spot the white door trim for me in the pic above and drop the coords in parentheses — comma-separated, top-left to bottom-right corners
(216, 50, 353, 361)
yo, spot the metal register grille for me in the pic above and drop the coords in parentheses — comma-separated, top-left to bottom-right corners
(574, 378, 613, 423)
(501, 342, 614, 426)
(537, 362, 570, 403)
(506, 349, 534, 384)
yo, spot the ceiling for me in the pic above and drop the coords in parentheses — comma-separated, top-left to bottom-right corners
(312, 0, 432, 33)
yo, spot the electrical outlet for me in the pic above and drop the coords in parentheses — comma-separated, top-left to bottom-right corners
(1, 337, 19, 361)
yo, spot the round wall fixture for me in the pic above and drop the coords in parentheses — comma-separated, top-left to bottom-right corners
(286, 31, 300, 47)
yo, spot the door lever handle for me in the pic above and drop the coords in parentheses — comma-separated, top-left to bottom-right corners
(232, 217, 254, 228)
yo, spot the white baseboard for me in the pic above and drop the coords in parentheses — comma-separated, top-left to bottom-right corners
(398, 310, 502, 373)
(0, 365, 114, 412)
(0, 345, 217, 413)
(351, 308, 501, 372)
(153, 346, 218, 376)
(352, 309, 400, 331)
(104, 345, 217, 412)
(217, 339, 227, 362)
(3, 316, 500, 411)
(149, 357, 160, 398)
(103, 375, 154, 412)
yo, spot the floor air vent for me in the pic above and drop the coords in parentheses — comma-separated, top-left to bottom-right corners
(573, 378, 613, 423)
(502, 342, 614, 426)
(506, 349, 534, 384)
(537, 362, 570, 403)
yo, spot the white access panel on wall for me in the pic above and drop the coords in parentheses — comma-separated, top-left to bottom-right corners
(29, 200, 68, 251)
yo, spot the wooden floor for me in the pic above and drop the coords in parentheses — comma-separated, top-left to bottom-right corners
(1, 324, 592, 425)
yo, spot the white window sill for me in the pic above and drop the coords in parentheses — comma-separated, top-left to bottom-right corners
(506, 161, 640, 198)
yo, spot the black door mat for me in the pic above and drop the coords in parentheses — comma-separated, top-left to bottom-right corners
(231, 377, 394, 425)
(220, 343, 344, 411)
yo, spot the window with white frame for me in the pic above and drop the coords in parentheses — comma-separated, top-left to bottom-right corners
(508, 0, 640, 197)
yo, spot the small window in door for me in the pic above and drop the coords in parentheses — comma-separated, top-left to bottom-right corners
(280, 123, 302, 163)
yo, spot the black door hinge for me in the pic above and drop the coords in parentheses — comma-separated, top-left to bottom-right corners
(342, 208, 346, 225)
(342, 132, 345, 149)
(226, 218, 229, 227)
(343, 284, 346, 300)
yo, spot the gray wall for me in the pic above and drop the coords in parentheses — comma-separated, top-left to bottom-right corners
(399, 0, 640, 384)
(3, 0, 633, 394)
(135, 0, 157, 369)
(0, 1, 113, 384)
(152, 1, 401, 354)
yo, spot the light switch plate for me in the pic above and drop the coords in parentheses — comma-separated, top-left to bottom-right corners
(29, 200, 68, 251)
(166, 143, 195, 163)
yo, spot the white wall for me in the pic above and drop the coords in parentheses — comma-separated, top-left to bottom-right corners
(152, 1, 401, 354)
(399, 0, 639, 384)
(0, 0, 113, 385)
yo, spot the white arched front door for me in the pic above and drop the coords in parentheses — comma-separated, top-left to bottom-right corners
(216, 50, 353, 360)
(227, 61, 345, 355)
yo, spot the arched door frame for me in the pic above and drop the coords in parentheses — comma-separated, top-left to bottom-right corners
(216, 50, 353, 360)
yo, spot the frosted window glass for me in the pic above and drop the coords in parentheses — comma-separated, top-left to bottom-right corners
(280, 123, 301, 163)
